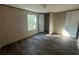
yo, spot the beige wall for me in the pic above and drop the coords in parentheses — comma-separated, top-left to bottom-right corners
(54, 11, 79, 38)
(54, 12, 66, 35)
(64, 11, 79, 38)
(0, 6, 8, 47)
(0, 5, 38, 47)
(49, 13, 55, 34)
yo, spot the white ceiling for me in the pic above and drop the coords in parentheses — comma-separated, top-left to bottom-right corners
(7, 4, 79, 13)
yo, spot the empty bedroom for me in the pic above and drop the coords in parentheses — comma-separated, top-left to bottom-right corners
(0, 4, 79, 55)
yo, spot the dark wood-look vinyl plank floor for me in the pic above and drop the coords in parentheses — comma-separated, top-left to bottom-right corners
(0, 33, 79, 55)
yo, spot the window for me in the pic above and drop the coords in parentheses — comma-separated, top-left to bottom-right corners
(27, 14, 37, 31)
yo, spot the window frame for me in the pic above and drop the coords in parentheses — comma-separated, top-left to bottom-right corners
(27, 14, 37, 31)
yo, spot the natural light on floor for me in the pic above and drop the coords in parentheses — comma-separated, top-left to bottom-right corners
(62, 29, 70, 37)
